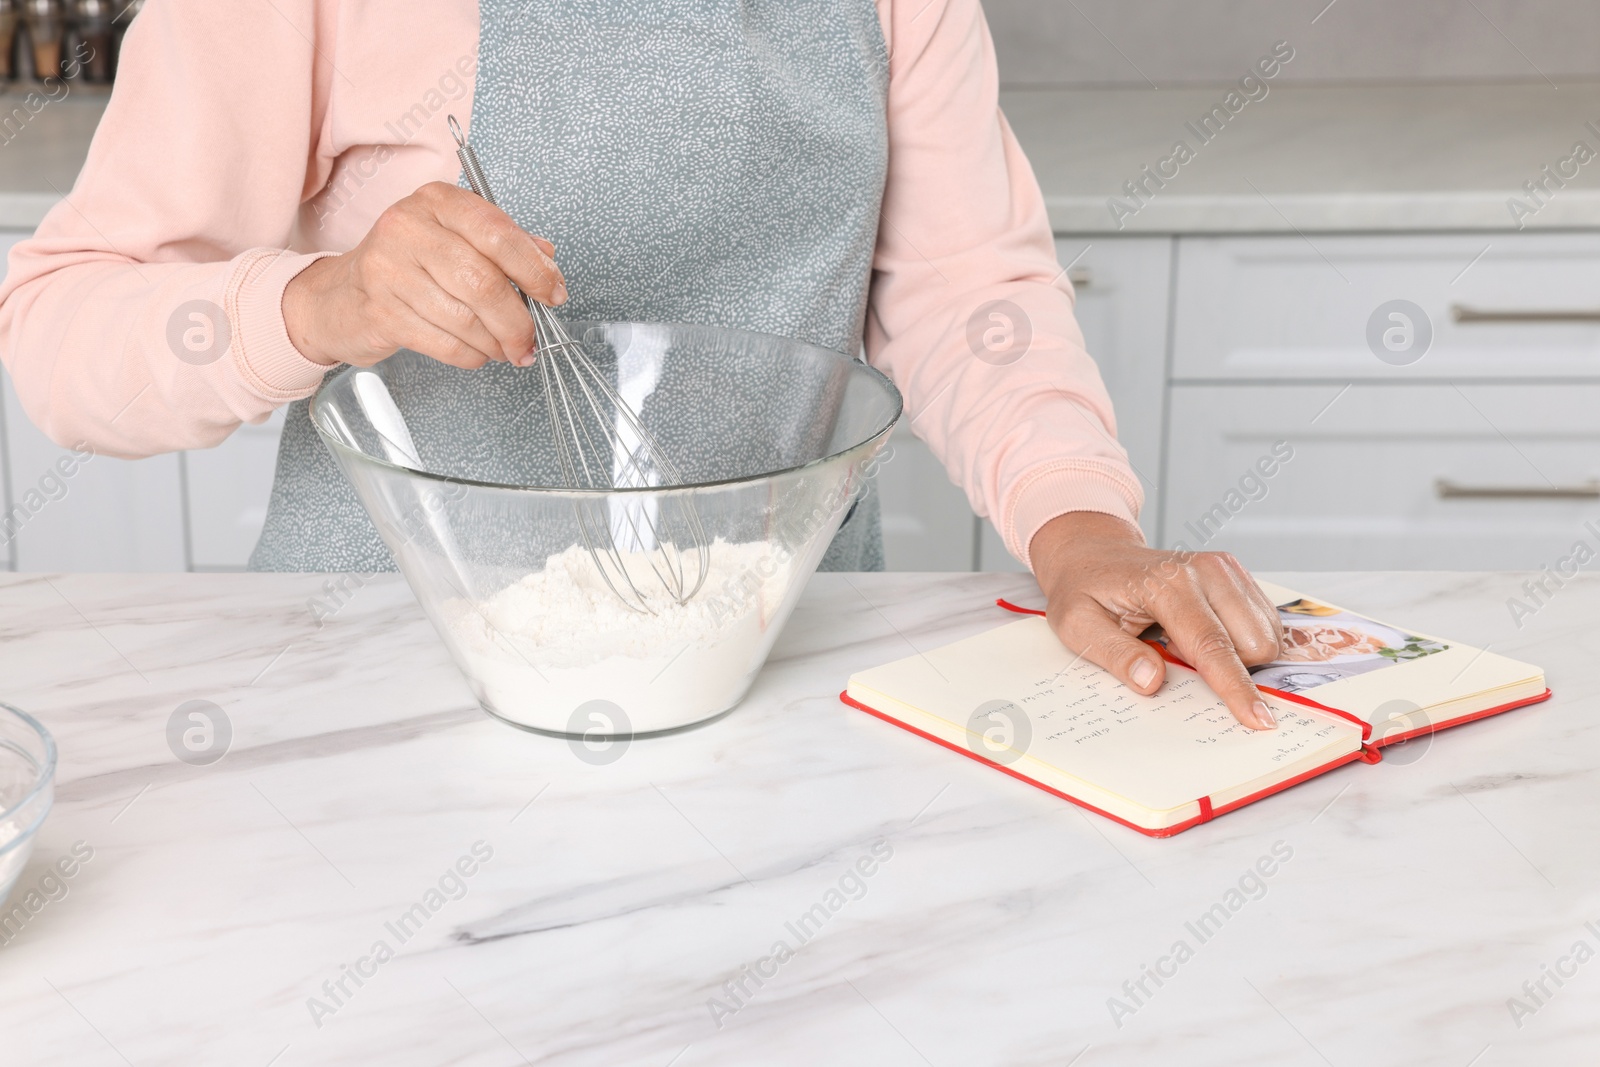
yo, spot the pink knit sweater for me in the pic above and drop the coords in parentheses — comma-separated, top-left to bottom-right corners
(0, 0, 1142, 565)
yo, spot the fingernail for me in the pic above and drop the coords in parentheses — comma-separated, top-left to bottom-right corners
(1130, 659, 1157, 689)
(551, 284, 568, 306)
(1250, 700, 1277, 730)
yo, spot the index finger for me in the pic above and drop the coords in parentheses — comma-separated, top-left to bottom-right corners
(1153, 582, 1276, 731)
(425, 184, 568, 307)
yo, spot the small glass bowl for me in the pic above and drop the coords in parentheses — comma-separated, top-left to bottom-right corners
(0, 704, 57, 909)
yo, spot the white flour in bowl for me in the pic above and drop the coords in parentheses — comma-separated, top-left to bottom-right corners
(440, 539, 799, 734)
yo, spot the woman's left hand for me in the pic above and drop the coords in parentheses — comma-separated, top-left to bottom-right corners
(1029, 512, 1286, 731)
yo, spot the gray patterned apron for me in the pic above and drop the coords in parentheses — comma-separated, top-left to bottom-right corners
(248, 0, 890, 572)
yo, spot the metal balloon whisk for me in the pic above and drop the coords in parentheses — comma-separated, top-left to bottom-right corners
(449, 116, 709, 614)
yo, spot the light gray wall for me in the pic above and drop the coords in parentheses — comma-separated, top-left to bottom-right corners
(985, 0, 1596, 87)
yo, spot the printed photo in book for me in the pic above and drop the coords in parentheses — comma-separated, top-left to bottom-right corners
(1148, 591, 1450, 695)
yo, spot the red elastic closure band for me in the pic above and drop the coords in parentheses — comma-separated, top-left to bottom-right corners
(1257, 684, 1373, 741)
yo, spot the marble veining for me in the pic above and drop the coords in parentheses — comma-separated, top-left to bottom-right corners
(0, 570, 1596, 1065)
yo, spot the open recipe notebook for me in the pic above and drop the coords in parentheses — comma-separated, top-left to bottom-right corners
(842, 581, 1549, 836)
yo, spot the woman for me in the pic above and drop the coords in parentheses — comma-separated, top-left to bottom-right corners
(0, 0, 1284, 729)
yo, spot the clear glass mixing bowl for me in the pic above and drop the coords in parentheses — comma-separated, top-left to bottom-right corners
(312, 321, 901, 737)
(0, 704, 56, 911)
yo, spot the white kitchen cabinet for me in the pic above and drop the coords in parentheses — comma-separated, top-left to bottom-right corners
(0, 221, 181, 569)
(2, 370, 188, 571)
(183, 408, 284, 570)
(972, 236, 1172, 562)
(0, 230, 190, 571)
(876, 420, 978, 571)
(0, 227, 277, 572)
(1055, 235, 1172, 541)
(0, 222, 284, 573)
(1172, 234, 1600, 381)
(878, 236, 1174, 571)
(976, 520, 1028, 572)
(1164, 382, 1600, 571)
(0, 369, 282, 573)
(1162, 231, 1600, 570)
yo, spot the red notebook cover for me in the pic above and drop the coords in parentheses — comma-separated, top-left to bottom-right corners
(841, 598, 1552, 837)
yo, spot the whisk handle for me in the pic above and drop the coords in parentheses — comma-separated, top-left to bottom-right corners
(447, 114, 500, 207)
(448, 114, 548, 318)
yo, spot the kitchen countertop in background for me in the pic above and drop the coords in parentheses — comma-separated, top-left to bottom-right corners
(1004, 81, 1600, 234)
(0, 569, 1593, 1064)
(6, 82, 1600, 234)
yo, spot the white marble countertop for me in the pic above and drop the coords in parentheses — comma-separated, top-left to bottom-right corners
(0, 569, 1594, 1065)
(1004, 82, 1600, 234)
(7, 82, 1600, 236)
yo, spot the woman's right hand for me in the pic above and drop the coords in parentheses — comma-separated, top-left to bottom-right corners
(283, 181, 567, 370)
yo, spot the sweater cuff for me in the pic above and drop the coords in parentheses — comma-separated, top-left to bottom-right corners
(227, 248, 338, 400)
(1004, 460, 1146, 569)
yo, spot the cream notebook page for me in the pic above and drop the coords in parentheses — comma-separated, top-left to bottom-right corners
(848, 617, 1363, 826)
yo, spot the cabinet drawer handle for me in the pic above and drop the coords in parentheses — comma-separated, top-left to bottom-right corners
(1435, 478, 1600, 500)
(1451, 304, 1600, 324)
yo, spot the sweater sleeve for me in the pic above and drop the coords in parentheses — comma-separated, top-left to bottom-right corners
(0, 0, 337, 459)
(869, 0, 1145, 566)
